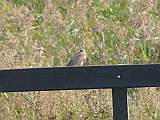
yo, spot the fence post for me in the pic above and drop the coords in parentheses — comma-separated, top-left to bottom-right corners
(112, 88, 129, 120)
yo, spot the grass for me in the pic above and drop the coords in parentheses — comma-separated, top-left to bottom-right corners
(0, 0, 160, 119)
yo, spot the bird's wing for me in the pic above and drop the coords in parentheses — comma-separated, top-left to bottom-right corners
(67, 59, 82, 66)
(67, 52, 84, 66)
(67, 60, 75, 66)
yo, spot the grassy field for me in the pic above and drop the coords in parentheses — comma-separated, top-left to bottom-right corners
(0, 0, 160, 119)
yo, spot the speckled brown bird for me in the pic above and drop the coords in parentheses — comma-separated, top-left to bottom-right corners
(67, 49, 87, 66)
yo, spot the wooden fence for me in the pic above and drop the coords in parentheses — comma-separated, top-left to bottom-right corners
(0, 64, 160, 120)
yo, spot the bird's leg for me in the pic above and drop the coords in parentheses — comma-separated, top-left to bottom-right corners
(80, 61, 83, 66)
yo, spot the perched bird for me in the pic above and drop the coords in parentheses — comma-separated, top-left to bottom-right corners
(67, 49, 87, 66)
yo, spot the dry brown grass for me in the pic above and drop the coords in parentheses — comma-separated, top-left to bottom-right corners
(1, 89, 112, 119)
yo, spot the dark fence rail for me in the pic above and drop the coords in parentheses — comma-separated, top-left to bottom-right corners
(0, 64, 160, 120)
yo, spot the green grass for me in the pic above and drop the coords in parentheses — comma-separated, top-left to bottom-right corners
(0, 0, 160, 119)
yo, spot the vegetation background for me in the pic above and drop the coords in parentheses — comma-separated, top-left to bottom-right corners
(0, 0, 160, 119)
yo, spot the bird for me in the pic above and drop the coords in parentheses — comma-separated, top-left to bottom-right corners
(67, 49, 87, 66)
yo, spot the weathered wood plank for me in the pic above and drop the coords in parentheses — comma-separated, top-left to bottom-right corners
(0, 64, 160, 92)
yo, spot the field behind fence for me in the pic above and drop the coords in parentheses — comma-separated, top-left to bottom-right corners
(0, 0, 160, 119)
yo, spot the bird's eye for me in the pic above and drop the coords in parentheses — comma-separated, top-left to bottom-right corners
(80, 49, 84, 52)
